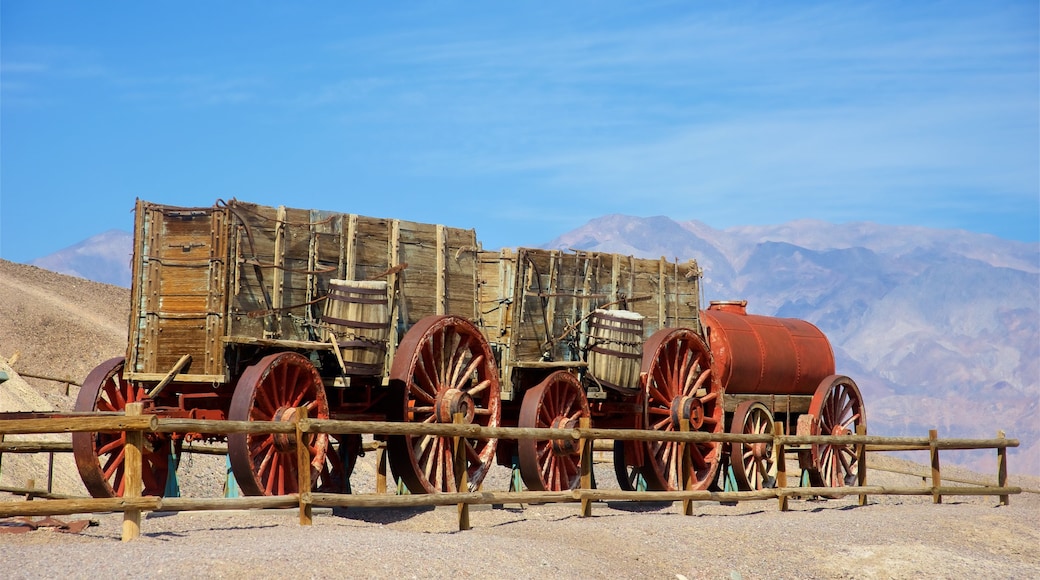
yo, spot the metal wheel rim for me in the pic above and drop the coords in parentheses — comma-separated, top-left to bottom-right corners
(518, 371, 590, 491)
(809, 375, 866, 487)
(613, 440, 648, 492)
(71, 357, 171, 498)
(228, 352, 330, 496)
(386, 315, 501, 494)
(640, 328, 723, 491)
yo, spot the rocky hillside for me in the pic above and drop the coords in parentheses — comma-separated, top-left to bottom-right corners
(548, 217, 1040, 476)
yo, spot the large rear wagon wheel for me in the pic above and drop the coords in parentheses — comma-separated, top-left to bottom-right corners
(228, 352, 330, 496)
(72, 357, 173, 498)
(640, 328, 723, 491)
(808, 375, 866, 488)
(518, 371, 590, 491)
(387, 315, 501, 494)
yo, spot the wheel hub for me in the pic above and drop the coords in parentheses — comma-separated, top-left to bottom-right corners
(271, 406, 312, 452)
(750, 442, 770, 459)
(435, 388, 476, 424)
(670, 395, 704, 430)
(549, 416, 580, 456)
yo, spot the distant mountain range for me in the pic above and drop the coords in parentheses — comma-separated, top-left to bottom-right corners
(30, 229, 133, 288)
(547, 216, 1039, 475)
(29, 216, 1040, 475)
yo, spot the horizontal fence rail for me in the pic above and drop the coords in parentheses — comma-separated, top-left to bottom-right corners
(0, 408, 1023, 541)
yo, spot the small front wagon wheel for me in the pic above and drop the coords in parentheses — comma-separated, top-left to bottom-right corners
(228, 352, 330, 496)
(808, 375, 866, 488)
(640, 328, 723, 491)
(518, 370, 590, 491)
(386, 315, 501, 494)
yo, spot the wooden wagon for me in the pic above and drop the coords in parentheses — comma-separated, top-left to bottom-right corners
(72, 198, 864, 499)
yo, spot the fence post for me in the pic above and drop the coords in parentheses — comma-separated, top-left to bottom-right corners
(774, 421, 788, 512)
(579, 417, 593, 518)
(929, 429, 941, 504)
(680, 418, 693, 516)
(856, 423, 867, 506)
(997, 430, 1009, 506)
(122, 402, 144, 542)
(296, 406, 312, 526)
(376, 442, 388, 494)
(453, 413, 471, 531)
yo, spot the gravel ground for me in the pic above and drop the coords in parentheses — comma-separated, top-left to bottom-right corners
(3, 455, 1039, 580)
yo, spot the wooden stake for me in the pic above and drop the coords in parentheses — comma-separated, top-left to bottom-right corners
(997, 430, 1009, 506)
(296, 406, 312, 526)
(680, 418, 693, 516)
(376, 442, 387, 494)
(929, 429, 941, 504)
(579, 417, 593, 518)
(774, 421, 788, 512)
(856, 423, 868, 506)
(122, 402, 144, 542)
(454, 413, 470, 531)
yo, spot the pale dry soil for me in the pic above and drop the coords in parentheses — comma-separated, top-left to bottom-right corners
(2, 453, 1039, 580)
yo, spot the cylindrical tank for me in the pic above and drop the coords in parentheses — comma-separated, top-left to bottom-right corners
(700, 300, 835, 396)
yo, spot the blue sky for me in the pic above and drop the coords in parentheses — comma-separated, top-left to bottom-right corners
(2, 1, 1037, 263)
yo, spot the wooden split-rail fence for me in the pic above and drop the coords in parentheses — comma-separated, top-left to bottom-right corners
(0, 405, 1022, 542)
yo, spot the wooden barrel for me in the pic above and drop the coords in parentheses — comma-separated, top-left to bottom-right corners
(322, 280, 390, 376)
(586, 309, 644, 390)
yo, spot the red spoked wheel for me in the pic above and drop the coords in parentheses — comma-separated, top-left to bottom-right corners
(228, 352, 330, 496)
(518, 371, 590, 491)
(809, 375, 866, 487)
(387, 315, 501, 494)
(72, 357, 174, 498)
(729, 401, 777, 491)
(640, 328, 723, 491)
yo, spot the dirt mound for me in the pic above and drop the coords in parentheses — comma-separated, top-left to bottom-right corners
(0, 259, 128, 405)
(0, 358, 86, 495)
(0, 259, 129, 495)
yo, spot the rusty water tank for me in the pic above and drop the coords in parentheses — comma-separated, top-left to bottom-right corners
(700, 300, 835, 396)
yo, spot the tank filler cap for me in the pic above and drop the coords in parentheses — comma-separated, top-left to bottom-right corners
(708, 300, 748, 315)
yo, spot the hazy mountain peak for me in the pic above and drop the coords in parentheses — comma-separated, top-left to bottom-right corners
(30, 229, 133, 287)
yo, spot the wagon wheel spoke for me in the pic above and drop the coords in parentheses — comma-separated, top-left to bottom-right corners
(518, 371, 590, 491)
(387, 315, 501, 494)
(228, 352, 330, 497)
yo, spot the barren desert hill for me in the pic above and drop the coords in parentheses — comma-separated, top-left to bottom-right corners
(0, 259, 131, 495)
(0, 259, 129, 404)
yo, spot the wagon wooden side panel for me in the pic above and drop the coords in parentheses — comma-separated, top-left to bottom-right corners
(126, 201, 229, 383)
(475, 247, 703, 401)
